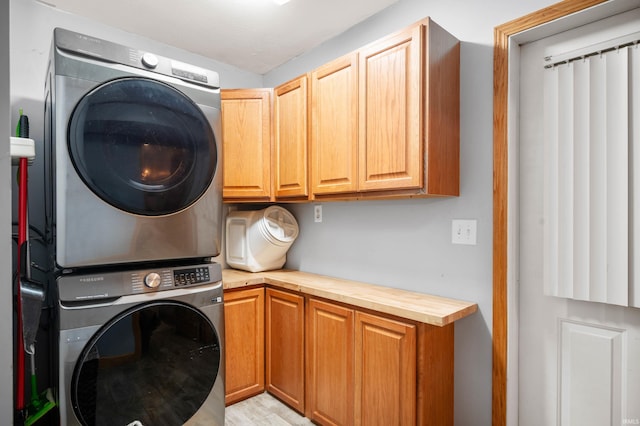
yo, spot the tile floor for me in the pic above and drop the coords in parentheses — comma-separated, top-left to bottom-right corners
(225, 393, 314, 426)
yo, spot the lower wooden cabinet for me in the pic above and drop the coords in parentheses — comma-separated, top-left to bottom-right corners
(354, 311, 416, 426)
(224, 287, 265, 405)
(266, 288, 305, 412)
(306, 298, 417, 426)
(306, 298, 355, 425)
(226, 286, 455, 425)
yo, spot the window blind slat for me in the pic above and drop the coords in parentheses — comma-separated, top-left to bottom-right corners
(604, 48, 629, 306)
(588, 53, 608, 304)
(572, 58, 591, 302)
(558, 63, 575, 299)
(631, 45, 640, 308)
(543, 65, 560, 298)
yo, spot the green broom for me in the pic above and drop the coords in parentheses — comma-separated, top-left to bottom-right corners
(24, 343, 56, 426)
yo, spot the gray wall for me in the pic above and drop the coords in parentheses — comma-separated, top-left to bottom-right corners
(1, 0, 558, 424)
(263, 0, 554, 424)
(1, 0, 13, 421)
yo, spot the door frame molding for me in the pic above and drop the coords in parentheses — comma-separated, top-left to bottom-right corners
(491, 1, 608, 425)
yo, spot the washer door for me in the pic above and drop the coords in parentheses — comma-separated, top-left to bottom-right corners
(71, 302, 221, 426)
(68, 77, 217, 216)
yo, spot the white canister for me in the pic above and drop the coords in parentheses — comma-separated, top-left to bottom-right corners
(226, 206, 299, 272)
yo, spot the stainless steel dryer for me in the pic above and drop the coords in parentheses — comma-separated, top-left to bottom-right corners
(44, 28, 223, 269)
(57, 262, 225, 426)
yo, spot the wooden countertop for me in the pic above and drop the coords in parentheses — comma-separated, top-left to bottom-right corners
(222, 269, 477, 327)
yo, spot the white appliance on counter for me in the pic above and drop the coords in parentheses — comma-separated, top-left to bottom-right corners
(226, 206, 299, 272)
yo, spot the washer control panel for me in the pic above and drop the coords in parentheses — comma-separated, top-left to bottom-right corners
(57, 262, 223, 302)
(173, 266, 210, 286)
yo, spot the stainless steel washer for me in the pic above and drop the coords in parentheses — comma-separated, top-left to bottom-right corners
(56, 262, 225, 426)
(45, 28, 223, 270)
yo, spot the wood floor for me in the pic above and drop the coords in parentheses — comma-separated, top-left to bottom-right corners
(225, 393, 314, 425)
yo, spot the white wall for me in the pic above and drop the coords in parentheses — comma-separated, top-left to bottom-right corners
(263, 0, 554, 424)
(1, 0, 13, 422)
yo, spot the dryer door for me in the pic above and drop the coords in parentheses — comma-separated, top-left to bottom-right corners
(71, 301, 221, 426)
(68, 77, 217, 216)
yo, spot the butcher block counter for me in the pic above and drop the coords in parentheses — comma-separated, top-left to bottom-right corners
(222, 268, 477, 327)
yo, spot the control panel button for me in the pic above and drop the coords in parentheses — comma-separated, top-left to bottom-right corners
(144, 272, 162, 288)
(173, 266, 210, 286)
(141, 52, 159, 69)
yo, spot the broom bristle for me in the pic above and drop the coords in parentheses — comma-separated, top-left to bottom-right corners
(25, 389, 55, 426)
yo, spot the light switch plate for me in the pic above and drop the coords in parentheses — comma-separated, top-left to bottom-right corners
(452, 219, 477, 245)
(314, 205, 322, 223)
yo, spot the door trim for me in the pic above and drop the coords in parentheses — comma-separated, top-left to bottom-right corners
(492, 1, 608, 425)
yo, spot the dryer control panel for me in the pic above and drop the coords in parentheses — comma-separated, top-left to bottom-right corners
(53, 27, 220, 89)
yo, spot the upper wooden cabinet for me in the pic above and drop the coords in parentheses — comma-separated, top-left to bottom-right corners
(221, 17, 459, 202)
(310, 53, 359, 195)
(357, 24, 423, 193)
(221, 89, 273, 201)
(274, 76, 309, 199)
(311, 17, 459, 199)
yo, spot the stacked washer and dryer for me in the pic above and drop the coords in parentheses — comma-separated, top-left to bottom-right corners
(44, 28, 225, 426)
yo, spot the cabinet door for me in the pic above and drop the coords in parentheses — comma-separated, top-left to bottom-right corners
(266, 288, 305, 412)
(310, 53, 358, 195)
(274, 76, 309, 199)
(221, 89, 272, 201)
(358, 24, 423, 192)
(224, 287, 265, 405)
(354, 311, 416, 426)
(306, 298, 354, 425)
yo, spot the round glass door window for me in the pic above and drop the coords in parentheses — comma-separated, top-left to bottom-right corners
(71, 302, 221, 426)
(68, 77, 217, 216)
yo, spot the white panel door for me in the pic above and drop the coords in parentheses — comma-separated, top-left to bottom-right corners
(518, 8, 640, 426)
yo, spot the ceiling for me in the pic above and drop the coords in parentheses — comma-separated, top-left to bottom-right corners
(39, 0, 399, 74)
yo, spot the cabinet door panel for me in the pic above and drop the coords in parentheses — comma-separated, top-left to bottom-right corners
(311, 53, 358, 195)
(306, 298, 354, 425)
(221, 89, 272, 200)
(354, 311, 416, 426)
(358, 25, 422, 192)
(224, 288, 265, 405)
(274, 76, 309, 198)
(266, 288, 305, 412)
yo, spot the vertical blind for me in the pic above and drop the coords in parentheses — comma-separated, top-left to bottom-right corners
(543, 43, 639, 307)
